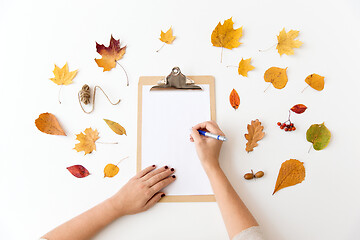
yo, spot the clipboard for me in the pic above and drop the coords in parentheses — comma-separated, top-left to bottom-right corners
(137, 67, 216, 202)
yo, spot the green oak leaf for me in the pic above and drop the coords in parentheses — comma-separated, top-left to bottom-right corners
(306, 123, 331, 151)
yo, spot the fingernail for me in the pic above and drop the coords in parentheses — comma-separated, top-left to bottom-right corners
(152, 165, 156, 167)
(161, 193, 165, 197)
(172, 175, 176, 178)
(170, 168, 174, 172)
(164, 166, 168, 169)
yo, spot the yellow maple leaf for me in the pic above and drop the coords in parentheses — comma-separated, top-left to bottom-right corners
(276, 28, 303, 56)
(74, 128, 100, 155)
(50, 62, 77, 85)
(237, 58, 255, 77)
(211, 17, 242, 49)
(159, 27, 176, 44)
(95, 35, 126, 72)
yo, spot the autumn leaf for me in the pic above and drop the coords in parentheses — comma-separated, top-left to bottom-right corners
(104, 119, 127, 135)
(273, 159, 305, 195)
(67, 165, 90, 178)
(264, 67, 288, 91)
(303, 74, 325, 92)
(74, 128, 100, 155)
(237, 58, 255, 77)
(276, 28, 303, 56)
(104, 164, 119, 178)
(50, 62, 78, 104)
(35, 113, 66, 136)
(160, 27, 176, 44)
(95, 35, 126, 72)
(211, 17, 243, 62)
(291, 104, 307, 114)
(306, 123, 331, 151)
(245, 119, 265, 153)
(229, 89, 240, 110)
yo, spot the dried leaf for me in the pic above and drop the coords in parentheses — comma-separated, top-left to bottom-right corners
(104, 164, 119, 178)
(264, 67, 288, 90)
(306, 123, 331, 150)
(159, 27, 176, 44)
(237, 58, 255, 77)
(35, 113, 66, 136)
(95, 35, 126, 72)
(229, 89, 240, 110)
(245, 119, 265, 152)
(74, 128, 100, 155)
(50, 62, 77, 86)
(104, 119, 127, 135)
(276, 28, 303, 56)
(305, 74, 325, 91)
(67, 165, 90, 178)
(291, 104, 307, 114)
(273, 159, 305, 195)
(211, 17, 243, 50)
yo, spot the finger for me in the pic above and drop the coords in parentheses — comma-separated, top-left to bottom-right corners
(135, 165, 156, 178)
(144, 192, 165, 210)
(190, 127, 203, 142)
(150, 175, 176, 194)
(142, 165, 169, 181)
(193, 121, 223, 135)
(190, 135, 194, 142)
(147, 167, 175, 187)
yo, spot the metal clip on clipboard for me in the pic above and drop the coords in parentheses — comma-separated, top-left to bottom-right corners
(150, 67, 202, 91)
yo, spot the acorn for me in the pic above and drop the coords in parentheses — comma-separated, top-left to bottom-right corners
(254, 171, 264, 178)
(244, 173, 254, 180)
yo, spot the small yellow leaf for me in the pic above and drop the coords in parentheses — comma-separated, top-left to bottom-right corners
(237, 58, 255, 77)
(104, 119, 127, 135)
(74, 128, 100, 155)
(104, 163, 119, 178)
(264, 67, 288, 90)
(305, 74, 325, 91)
(159, 27, 176, 44)
(50, 62, 77, 85)
(211, 17, 243, 50)
(276, 28, 303, 56)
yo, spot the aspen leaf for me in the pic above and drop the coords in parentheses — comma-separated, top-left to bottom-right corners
(291, 104, 307, 114)
(159, 27, 176, 44)
(264, 67, 288, 90)
(229, 89, 240, 110)
(95, 35, 126, 72)
(237, 58, 255, 77)
(306, 123, 331, 151)
(104, 119, 127, 135)
(74, 128, 100, 155)
(50, 62, 77, 86)
(245, 119, 265, 153)
(67, 165, 90, 178)
(104, 164, 119, 178)
(273, 159, 305, 195)
(35, 113, 66, 136)
(276, 28, 303, 56)
(305, 74, 325, 91)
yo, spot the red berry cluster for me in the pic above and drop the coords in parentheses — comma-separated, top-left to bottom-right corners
(277, 122, 296, 132)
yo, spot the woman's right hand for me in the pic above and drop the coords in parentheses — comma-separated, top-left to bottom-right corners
(190, 121, 225, 171)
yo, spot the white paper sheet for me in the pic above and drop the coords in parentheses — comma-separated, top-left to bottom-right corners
(141, 84, 213, 196)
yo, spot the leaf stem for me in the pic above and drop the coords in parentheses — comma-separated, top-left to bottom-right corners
(226, 65, 238, 68)
(156, 43, 166, 53)
(301, 85, 309, 93)
(220, 47, 223, 63)
(58, 85, 63, 104)
(98, 142, 118, 144)
(259, 43, 277, 52)
(264, 83, 271, 92)
(116, 156, 129, 166)
(116, 61, 129, 86)
(308, 144, 312, 153)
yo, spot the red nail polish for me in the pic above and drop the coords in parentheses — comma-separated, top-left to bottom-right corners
(152, 165, 156, 167)
(161, 193, 165, 197)
(172, 175, 176, 178)
(170, 168, 174, 171)
(165, 166, 168, 169)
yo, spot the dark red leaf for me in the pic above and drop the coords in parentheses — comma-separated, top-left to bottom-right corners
(291, 104, 307, 114)
(67, 165, 90, 178)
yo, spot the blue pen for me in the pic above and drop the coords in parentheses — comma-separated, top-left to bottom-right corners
(198, 130, 227, 141)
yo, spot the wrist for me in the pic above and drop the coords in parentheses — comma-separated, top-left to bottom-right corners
(202, 161, 221, 174)
(107, 196, 127, 218)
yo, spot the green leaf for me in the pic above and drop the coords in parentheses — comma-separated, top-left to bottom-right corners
(306, 123, 331, 150)
(104, 119, 127, 135)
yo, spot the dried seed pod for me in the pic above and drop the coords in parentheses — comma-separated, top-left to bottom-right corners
(244, 173, 254, 180)
(255, 171, 264, 178)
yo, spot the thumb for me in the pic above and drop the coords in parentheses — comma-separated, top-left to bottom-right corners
(191, 127, 203, 142)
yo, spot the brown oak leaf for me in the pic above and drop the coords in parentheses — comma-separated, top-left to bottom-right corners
(245, 119, 265, 153)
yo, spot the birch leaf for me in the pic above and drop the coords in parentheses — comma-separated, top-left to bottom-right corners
(306, 123, 331, 150)
(104, 164, 119, 178)
(264, 67, 288, 90)
(305, 74, 325, 91)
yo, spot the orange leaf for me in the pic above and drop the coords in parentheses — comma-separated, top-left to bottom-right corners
(229, 89, 240, 110)
(74, 128, 100, 155)
(245, 119, 265, 152)
(273, 159, 305, 195)
(305, 74, 324, 91)
(264, 67, 288, 90)
(35, 113, 66, 136)
(211, 17, 243, 50)
(95, 35, 126, 72)
(159, 27, 176, 44)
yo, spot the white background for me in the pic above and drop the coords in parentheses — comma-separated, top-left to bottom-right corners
(0, 0, 359, 239)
